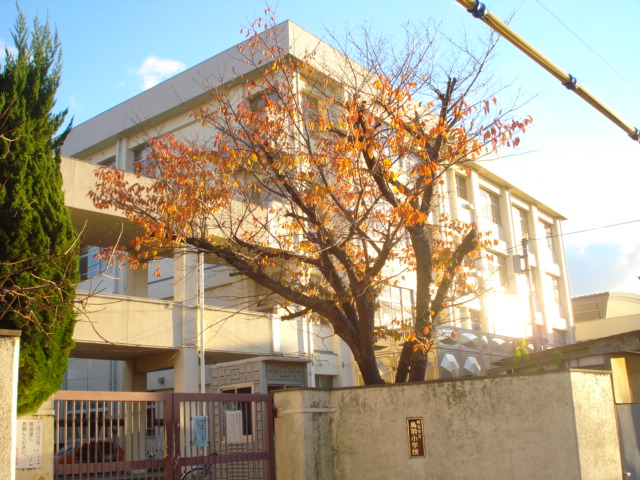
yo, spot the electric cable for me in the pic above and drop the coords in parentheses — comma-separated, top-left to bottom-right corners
(533, 0, 640, 99)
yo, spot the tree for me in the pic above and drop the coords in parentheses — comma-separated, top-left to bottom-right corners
(91, 12, 530, 385)
(0, 10, 78, 414)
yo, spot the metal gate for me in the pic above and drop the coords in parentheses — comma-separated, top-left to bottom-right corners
(53, 391, 275, 479)
(616, 403, 640, 479)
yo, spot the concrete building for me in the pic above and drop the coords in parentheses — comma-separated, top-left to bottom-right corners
(573, 291, 640, 341)
(59, 21, 574, 392)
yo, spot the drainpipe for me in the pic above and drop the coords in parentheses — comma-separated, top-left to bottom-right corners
(199, 252, 205, 394)
(456, 0, 640, 142)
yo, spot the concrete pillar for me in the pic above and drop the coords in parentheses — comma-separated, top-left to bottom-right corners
(122, 360, 148, 392)
(173, 349, 199, 393)
(274, 389, 335, 480)
(115, 137, 130, 171)
(0, 329, 19, 480)
(173, 249, 199, 393)
(124, 265, 148, 297)
(271, 314, 281, 353)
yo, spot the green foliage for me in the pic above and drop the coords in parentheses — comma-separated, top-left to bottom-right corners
(0, 8, 78, 414)
(513, 338, 530, 365)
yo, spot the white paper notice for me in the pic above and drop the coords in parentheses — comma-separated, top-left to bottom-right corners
(191, 416, 209, 447)
(225, 410, 243, 444)
(16, 419, 43, 469)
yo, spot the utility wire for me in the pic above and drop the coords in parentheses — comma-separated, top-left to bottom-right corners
(549, 218, 640, 241)
(533, 0, 640, 99)
(553, 219, 640, 237)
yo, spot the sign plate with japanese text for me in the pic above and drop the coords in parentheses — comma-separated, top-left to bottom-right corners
(406, 417, 425, 458)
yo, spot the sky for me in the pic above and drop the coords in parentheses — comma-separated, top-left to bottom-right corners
(1, 0, 639, 298)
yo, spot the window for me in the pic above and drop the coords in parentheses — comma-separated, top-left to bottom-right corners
(513, 207, 529, 240)
(542, 221, 558, 263)
(300, 92, 324, 144)
(146, 404, 160, 437)
(301, 92, 320, 120)
(553, 328, 567, 346)
(470, 309, 484, 331)
(315, 375, 334, 389)
(486, 253, 509, 289)
(455, 174, 468, 201)
(133, 144, 156, 176)
(376, 285, 414, 327)
(98, 156, 116, 168)
(79, 247, 90, 281)
(480, 189, 501, 225)
(551, 275, 565, 318)
(79, 245, 104, 280)
(249, 90, 279, 112)
(221, 386, 253, 436)
(551, 276, 560, 303)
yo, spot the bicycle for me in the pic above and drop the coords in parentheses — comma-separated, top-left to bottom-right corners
(181, 452, 218, 480)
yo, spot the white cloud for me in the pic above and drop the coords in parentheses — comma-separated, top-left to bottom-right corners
(136, 55, 186, 89)
(0, 38, 18, 65)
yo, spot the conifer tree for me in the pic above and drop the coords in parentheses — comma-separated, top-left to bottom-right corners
(0, 10, 78, 414)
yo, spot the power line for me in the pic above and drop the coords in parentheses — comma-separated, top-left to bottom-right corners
(533, 0, 640, 99)
(558, 218, 640, 238)
(486, 219, 640, 258)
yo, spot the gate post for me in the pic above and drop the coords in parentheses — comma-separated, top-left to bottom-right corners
(0, 330, 20, 480)
(15, 398, 55, 480)
(273, 389, 335, 480)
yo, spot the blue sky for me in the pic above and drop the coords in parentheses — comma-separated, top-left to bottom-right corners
(2, 0, 639, 297)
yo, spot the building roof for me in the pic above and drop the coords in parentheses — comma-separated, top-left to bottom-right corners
(573, 291, 640, 321)
(61, 21, 331, 158)
(489, 327, 640, 374)
(61, 20, 566, 220)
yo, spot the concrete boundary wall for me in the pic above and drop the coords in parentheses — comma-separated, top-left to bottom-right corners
(273, 369, 622, 480)
(0, 330, 20, 480)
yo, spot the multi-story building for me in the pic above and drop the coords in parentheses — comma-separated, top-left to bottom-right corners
(59, 21, 574, 392)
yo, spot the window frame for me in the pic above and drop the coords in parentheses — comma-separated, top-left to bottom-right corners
(480, 188, 502, 225)
(455, 174, 468, 201)
(220, 385, 254, 439)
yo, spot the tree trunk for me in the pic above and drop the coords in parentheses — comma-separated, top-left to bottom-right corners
(395, 341, 413, 383)
(395, 340, 428, 383)
(352, 342, 385, 385)
(408, 349, 428, 382)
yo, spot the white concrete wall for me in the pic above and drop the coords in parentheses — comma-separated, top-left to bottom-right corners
(274, 370, 622, 480)
(0, 330, 20, 480)
(72, 292, 274, 353)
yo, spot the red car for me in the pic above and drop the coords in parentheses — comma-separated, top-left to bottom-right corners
(56, 439, 125, 475)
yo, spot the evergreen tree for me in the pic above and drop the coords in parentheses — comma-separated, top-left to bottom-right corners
(0, 10, 78, 414)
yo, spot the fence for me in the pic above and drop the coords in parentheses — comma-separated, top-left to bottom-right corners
(53, 391, 275, 480)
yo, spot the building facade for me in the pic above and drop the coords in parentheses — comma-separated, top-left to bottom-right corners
(59, 21, 574, 391)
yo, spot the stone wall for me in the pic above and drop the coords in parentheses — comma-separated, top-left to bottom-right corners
(274, 369, 622, 480)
